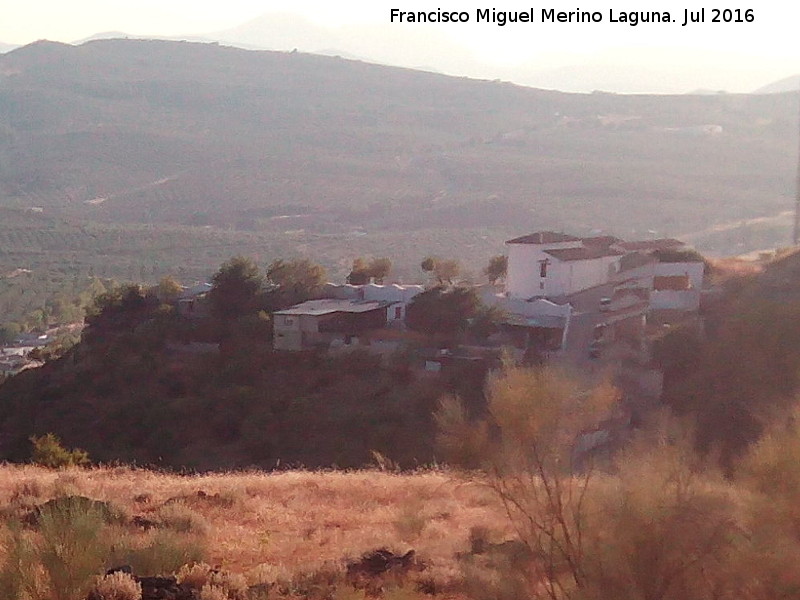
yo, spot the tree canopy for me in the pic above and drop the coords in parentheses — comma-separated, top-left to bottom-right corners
(405, 286, 481, 336)
(266, 258, 326, 305)
(209, 256, 263, 319)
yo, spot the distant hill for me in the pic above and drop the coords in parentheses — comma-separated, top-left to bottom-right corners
(0, 38, 797, 261)
(0, 42, 17, 53)
(754, 74, 800, 94)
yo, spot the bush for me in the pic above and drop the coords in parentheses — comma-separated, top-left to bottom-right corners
(37, 499, 110, 600)
(90, 571, 142, 600)
(113, 531, 207, 577)
(30, 433, 90, 469)
(155, 502, 210, 535)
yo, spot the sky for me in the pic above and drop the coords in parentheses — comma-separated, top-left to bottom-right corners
(4, 0, 800, 93)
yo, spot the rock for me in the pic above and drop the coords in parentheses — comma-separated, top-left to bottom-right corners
(346, 548, 417, 578)
(139, 576, 195, 600)
(106, 565, 133, 575)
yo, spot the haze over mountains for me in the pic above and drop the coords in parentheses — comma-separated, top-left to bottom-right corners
(0, 37, 797, 285)
(6, 11, 798, 95)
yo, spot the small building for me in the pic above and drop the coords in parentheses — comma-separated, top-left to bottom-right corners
(176, 283, 212, 319)
(273, 298, 397, 351)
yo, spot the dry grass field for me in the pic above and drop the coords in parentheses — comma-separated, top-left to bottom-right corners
(0, 465, 509, 586)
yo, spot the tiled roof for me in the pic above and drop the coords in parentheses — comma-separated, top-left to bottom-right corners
(581, 235, 623, 248)
(616, 238, 685, 252)
(506, 231, 581, 245)
(653, 275, 691, 291)
(544, 247, 624, 262)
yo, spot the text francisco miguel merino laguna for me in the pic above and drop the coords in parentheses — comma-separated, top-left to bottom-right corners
(390, 8, 755, 26)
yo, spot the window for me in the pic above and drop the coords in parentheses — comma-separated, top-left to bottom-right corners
(394, 306, 402, 319)
(539, 260, 548, 278)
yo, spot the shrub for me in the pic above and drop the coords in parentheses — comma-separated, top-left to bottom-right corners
(114, 532, 206, 577)
(90, 571, 142, 600)
(30, 433, 90, 469)
(200, 584, 230, 600)
(394, 503, 428, 541)
(155, 502, 210, 535)
(37, 499, 110, 600)
(176, 562, 213, 589)
(0, 521, 43, 600)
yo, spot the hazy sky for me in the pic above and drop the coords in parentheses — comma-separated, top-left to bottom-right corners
(4, 0, 800, 92)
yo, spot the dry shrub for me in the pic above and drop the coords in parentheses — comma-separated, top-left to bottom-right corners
(91, 571, 142, 600)
(177, 562, 214, 589)
(37, 497, 111, 600)
(736, 411, 800, 598)
(570, 415, 745, 600)
(436, 366, 618, 598)
(393, 502, 428, 541)
(247, 563, 292, 587)
(11, 478, 45, 501)
(279, 562, 344, 599)
(155, 502, 210, 535)
(114, 531, 207, 576)
(180, 565, 248, 600)
(200, 583, 230, 600)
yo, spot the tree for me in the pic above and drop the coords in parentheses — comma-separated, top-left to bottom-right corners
(266, 258, 326, 305)
(209, 256, 263, 319)
(347, 257, 371, 285)
(405, 286, 480, 336)
(156, 275, 183, 303)
(436, 366, 617, 599)
(347, 257, 392, 285)
(420, 256, 461, 285)
(469, 304, 508, 341)
(369, 257, 392, 284)
(484, 254, 508, 285)
(30, 433, 89, 468)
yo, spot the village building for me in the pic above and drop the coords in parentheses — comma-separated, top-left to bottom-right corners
(273, 298, 399, 352)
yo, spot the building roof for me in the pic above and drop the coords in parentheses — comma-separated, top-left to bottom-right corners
(616, 238, 685, 252)
(653, 275, 691, 291)
(503, 313, 567, 329)
(581, 235, 623, 248)
(544, 247, 624, 262)
(274, 298, 394, 317)
(506, 231, 581, 245)
(618, 251, 657, 272)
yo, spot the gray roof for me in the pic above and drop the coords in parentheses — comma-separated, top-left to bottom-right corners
(274, 299, 394, 316)
(544, 247, 623, 262)
(506, 231, 581, 245)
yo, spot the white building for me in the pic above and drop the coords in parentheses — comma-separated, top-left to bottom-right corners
(505, 232, 624, 299)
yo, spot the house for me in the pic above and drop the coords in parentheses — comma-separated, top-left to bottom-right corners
(176, 283, 212, 319)
(505, 232, 624, 299)
(321, 283, 424, 323)
(273, 298, 398, 351)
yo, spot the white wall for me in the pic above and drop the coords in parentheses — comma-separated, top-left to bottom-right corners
(650, 261, 704, 311)
(506, 241, 581, 298)
(507, 242, 620, 299)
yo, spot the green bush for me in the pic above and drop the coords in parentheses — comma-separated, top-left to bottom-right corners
(30, 433, 90, 469)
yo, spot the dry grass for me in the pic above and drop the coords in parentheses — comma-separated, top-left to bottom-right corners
(0, 465, 509, 579)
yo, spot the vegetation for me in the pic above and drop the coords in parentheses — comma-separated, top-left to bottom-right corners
(420, 257, 462, 286)
(346, 257, 392, 285)
(405, 286, 480, 336)
(29, 434, 90, 469)
(484, 254, 508, 285)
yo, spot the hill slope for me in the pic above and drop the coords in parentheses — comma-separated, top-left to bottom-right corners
(0, 38, 797, 257)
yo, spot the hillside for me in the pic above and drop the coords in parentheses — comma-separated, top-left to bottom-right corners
(0, 38, 797, 261)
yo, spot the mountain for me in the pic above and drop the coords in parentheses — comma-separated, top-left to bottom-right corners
(0, 42, 17, 53)
(754, 74, 800, 94)
(0, 38, 797, 269)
